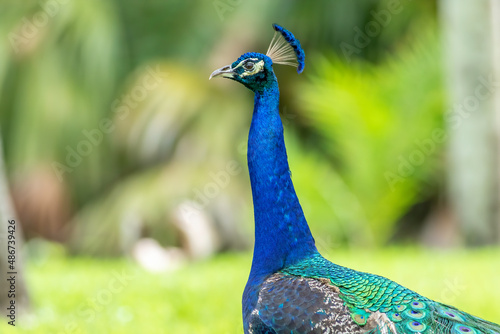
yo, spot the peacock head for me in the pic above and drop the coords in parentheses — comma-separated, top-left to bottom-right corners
(210, 52, 275, 92)
(210, 24, 305, 93)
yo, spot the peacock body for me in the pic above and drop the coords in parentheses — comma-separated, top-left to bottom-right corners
(210, 24, 500, 334)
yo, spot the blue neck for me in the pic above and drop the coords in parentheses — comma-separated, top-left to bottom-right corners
(247, 79, 317, 277)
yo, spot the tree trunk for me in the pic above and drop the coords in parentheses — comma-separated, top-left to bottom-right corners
(439, 0, 500, 245)
(0, 135, 30, 323)
(492, 0, 500, 243)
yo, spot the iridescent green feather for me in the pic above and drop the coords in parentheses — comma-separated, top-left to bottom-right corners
(281, 253, 500, 334)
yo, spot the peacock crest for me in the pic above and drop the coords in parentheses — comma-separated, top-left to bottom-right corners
(266, 24, 305, 73)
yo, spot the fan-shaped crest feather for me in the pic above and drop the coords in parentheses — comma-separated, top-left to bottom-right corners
(266, 24, 305, 73)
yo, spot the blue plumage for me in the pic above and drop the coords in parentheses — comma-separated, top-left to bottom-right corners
(210, 24, 500, 334)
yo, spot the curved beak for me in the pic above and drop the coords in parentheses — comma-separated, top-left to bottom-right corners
(209, 65, 235, 80)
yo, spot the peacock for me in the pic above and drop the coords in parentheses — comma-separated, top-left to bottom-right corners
(210, 24, 500, 334)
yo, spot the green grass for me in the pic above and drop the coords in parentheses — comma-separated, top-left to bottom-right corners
(1, 247, 499, 333)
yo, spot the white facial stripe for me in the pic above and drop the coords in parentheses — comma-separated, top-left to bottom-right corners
(240, 60, 265, 77)
(232, 57, 259, 71)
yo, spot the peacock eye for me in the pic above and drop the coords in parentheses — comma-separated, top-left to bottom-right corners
(244, 61, 255, 71)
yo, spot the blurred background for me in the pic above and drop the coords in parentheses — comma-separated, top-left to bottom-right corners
(0, 0, 499, 333)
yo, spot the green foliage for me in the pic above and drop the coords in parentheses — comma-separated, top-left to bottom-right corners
(68, 62, 253, 255)
(0, 0, 441, 254)
(285, 131, 375, 247)
(0, 0, 120, 204)
(1, 247, 499, 333)
(295, 33, 443, 245)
